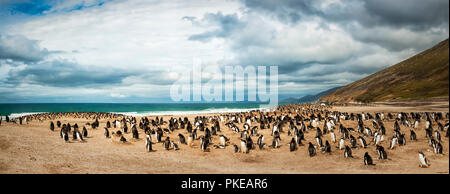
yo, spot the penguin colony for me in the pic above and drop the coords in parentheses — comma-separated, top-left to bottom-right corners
(2, 104, 448, 168)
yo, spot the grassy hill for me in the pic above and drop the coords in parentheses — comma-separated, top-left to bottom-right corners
(320, 38, 449, 103)
(280, 86, 342, 104)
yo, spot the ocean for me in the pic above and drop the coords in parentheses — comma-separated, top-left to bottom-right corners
(0, 103, 276, 119)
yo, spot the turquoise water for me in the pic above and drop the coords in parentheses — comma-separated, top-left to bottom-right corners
(0, 103, 272, 118)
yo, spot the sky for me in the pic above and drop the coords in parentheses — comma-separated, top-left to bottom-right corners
(0, 0, 448, 103)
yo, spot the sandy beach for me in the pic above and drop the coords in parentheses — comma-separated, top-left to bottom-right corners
(0, 103, 448, 174)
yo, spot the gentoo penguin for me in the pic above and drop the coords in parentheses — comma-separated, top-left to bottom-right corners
(233, 144, 240, 153)
(257, 135, 265, 149)
(434, 130, 441, 142)
(164, 137, 171, 150)
(389, 136, 398, 149)
(308, 142, 316, 157)
(410, 130, 417, 141)
(50, 122, 55, 131)
(374, 133, 382, 146)
(330, 130, 336, 143)
(56, 121, 61, 128)
(323, 140, 331, 153)
(82, 127, 88, 137)
(240, 139, 248, 153)
(145, 135, 153, 152)
(172, 141, 179, 151)
(376, 145, 388, 160)
(271, 136, 280, 148)
(344, 145, 353, 158)
(338, 137, 345, 150)
(247, 136, 254, 150)
(120, 136, 127, 143)
(350, 135, 357, 149)
(187, 133, 193, 147)
(418, 151, 430, 168)
(425, 127, 433, 139)
(178, 133, 186, 144)
(132, 128, 139, 139)
(316, 135, 323, 148)
(104, 128, 110, 138)
(433, 141, 443, 154)
(398, 134, 406, 146)
(219, 135, 227, 147)
(63, 131, 69, 142)
(75, 129, 84, 142)
(364, 152, 375, 165)
(289, 137, 297, 152)
(316, 127, 322, 138)
(273, 131, 281, 141)
(358, 136, 367, 148)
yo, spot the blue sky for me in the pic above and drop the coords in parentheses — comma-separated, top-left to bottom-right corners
(0, 0, 448, 103)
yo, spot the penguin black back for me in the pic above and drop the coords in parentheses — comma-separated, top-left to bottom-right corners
(364, 152, 375, 165)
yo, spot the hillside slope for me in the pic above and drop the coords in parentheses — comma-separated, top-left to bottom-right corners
(280, 86, 341, 104)
(320, 38, 449, 103)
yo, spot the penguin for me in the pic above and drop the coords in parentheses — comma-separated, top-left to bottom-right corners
(364, 152, 375, 165)
(132, 128, 139, 139)
(344, 145, 353, 158)
(104, 127, 110, 138)
(200, 135, 208, 152)
(374, 133, 382, 146)
(376, 145, 388, 160)
(178, 133, 186, 144)
(425, 127, 433, 139)
(257, 135, 265, 149)
(240, 139, 248, 153)
(172, 141, 179, 151)
(358, 136, 367, 148)
(56, 121, 61, 128)
(398, 134, 406, 146)
(246, 136, 254, 150)
(350, 135, 357, 149)
(323, 140, 331, 153)
(330, 130, 336, 143)
(316, 135, 323, 148)
(434, 130, 441, 142)
(338, 137, 345, 150)
(410, 130, 417, 141)
(187, 133, 193, 147)
(120, 136, 127, 143)
(389, 136, 398, 150)
(233, 144, 240, 153)
(308, 142, 316, 157)
(75, 130, 84, 142)
(164, 137, 171, 150)
(219, 135, 227, 147)
(82, 126, 88, 138)
(271, 136, 280, 148)
(418, 151, 430, 168)
(63, 131, 69, 142)
(289, 137, 297, 152)
(145, 135, 153, 152)
(50, 122, 55, 131)
(433, 141, 443, 154)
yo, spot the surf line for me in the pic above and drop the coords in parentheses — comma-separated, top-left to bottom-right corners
(180, 178, 215, 191)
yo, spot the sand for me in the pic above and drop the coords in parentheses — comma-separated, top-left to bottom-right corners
(0, 103, 448, 174)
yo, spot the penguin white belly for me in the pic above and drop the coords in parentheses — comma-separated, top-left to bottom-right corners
(220, 137, 226, 146)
